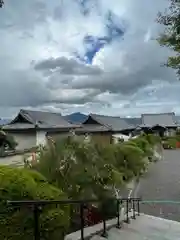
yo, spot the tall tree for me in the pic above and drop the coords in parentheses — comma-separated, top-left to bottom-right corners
(0, 0, 4, 8)
(157, 0, 180, 75)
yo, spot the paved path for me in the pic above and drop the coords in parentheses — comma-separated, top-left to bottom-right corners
(137, 150, 180, 221)
(0, 154, 24, 167)
(107, 214, 180, 240)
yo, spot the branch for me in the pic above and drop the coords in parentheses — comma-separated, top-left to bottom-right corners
(0, 0, 4, 8)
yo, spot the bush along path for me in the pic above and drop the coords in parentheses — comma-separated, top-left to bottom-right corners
(0, 134, 162, 239)
(0, 166, 69, 240)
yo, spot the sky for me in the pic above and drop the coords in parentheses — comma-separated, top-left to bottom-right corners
(0, 0, 180, 118)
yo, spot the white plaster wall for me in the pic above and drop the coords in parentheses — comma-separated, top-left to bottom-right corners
(36, 130, 47, 146)
(165, 129, 176, 137)
(10, 132, 36, 150)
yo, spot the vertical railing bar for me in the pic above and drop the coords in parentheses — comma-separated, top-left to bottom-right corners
(80, 203, 85, 240)
(132, 199, 136, 219)
(101, 201, 108, 238)
(124, 199, 130, 223)
(34, 204, 40, 240)
(137, 200, 140, 216)
(116, 199, 121, 229)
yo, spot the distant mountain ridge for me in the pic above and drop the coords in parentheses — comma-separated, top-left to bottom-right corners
(0, 119, 11, 126)
(64, 112, 88, 123)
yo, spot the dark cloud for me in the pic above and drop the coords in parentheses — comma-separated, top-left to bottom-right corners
(34, 56, 103, 75)
(0, 0, 180, 117)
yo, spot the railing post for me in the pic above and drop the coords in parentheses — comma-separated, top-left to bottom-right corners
(132, 199, 136, 219)
(101, 200, 108, 238)
(116, 199, 121, 229)
(124, 199, 130, 224)
(80, 203, 85, 240)
(137, 199, 140, 216)
(33, 205, 40, 240)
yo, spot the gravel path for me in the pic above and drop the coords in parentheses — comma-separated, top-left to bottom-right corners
(137, 150, 180, 222)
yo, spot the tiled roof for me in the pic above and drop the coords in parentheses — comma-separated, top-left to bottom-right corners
(8, 109, 79, 129)
(121, 117, 141, 126)
(3, 123, 36, 130)
(141, 112, 177, 127)
(75, 124, 110, 133)
(87, 114, 134, 131)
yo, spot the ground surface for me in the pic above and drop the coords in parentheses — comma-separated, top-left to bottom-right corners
(107, 214, 180, 240)
(137, 150, 180, 222)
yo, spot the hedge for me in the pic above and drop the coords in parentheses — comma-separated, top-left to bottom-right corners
(0, 166, 69, 240)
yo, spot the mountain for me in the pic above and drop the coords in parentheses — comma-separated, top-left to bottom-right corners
(64, 112, 88, 123)
(0, 119, 11, 126)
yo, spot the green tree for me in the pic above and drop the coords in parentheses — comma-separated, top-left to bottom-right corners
(114, 144, 146, 181)
(32, 138, 123, 200)
(0, 0, 4, 8)
(0, 166, 69, 240)
(157, 0, 180, 75)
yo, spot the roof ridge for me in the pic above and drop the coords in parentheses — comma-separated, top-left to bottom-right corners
(91, 113, 122, 118)
(142, 112, 175, 116)
(20, 109, 62, 116)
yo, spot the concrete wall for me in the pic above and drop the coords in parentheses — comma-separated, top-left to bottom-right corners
(165, 128, 176, 137)
(91, 133, 112, 145)
(46, 132, 72, 143)
(47, 132, 112, 145)
(6, 130, 47, 150)
(36, 130, 47, 146)
(10, 132, 37, 150)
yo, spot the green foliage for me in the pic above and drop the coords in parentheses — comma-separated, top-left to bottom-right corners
(0, 166, 69, 240)
(143, 134, 161, 146)
(157, 0, 180, 75)
(30, 137, 149, 200)
(115, 143, 146, 180)
(0, 0, 4, 8)
(0, 132, 18, 153)
(163, 136, 177, 149)
(128, 137, 153, 157)
(32, 138, 124, 200)
(5, 134, 18, 150)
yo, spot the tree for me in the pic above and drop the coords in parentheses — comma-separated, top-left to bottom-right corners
(0, 130, 18, 155)
(0, 0, 4, 8)
(32, 138, 123, 200)
(157, 0, 180, 75)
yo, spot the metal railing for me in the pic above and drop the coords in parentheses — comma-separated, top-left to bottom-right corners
(7, 197, 141, 240)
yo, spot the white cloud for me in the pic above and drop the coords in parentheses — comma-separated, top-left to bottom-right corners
(0, 0, 179, 117)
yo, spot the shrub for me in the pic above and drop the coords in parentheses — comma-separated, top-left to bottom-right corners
(143, 134, 161, 146)
(164, 137, 177, 149)
(27, 136, 152, 215)
(0, 166, 69, 240)
(127, 137, 153, 158)
(5, 134, 18, 150)
(32, 138, 123, 200)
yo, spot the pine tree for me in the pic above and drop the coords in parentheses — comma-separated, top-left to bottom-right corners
(157, 0, 180, 75)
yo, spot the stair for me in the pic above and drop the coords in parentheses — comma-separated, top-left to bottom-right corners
(91, 214, 180, 240)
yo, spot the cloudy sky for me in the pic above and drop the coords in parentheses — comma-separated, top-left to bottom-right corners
(0, 0, 179, 118)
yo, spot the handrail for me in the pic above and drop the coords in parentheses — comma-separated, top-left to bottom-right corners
(7, 197, 141, 240)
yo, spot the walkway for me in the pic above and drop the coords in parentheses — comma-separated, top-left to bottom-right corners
(137, 150, 180, 221)
(91, 214, 180, 240)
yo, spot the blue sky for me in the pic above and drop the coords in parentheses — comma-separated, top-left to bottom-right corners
(0, 0, 180, 117)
